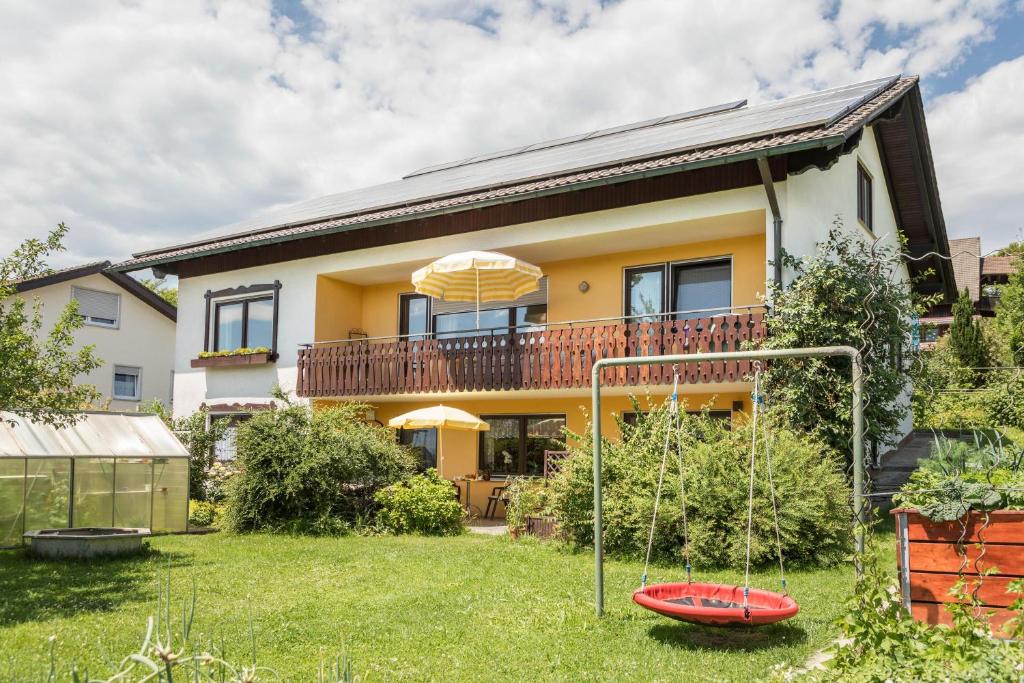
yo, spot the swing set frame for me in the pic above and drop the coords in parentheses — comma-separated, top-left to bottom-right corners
(591, 345, 865, 617)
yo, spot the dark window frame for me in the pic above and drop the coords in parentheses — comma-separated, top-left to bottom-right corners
(857, 162, 873, 232)
(432, 304, 548, 338)
(398, 293, 431, 338)
(397, 427, 438, 471)
(203, 281, 281, 358)
(623, 257, 733, 320)
(477, 413, 566, 476)
(213, 296, 273, 351)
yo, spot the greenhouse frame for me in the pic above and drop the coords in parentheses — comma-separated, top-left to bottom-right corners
(0, 411, 190, 548)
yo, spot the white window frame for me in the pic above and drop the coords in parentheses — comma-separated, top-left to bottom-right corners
(71, 285, 122, 329)
(112, 365, 142, 401)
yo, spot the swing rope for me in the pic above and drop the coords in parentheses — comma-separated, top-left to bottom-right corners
(640, 369, 679, 588)
(763, 410, 788, 593)
(676, 396, 692, 584)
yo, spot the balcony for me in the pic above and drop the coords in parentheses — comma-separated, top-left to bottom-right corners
(296, 308, 765, 398)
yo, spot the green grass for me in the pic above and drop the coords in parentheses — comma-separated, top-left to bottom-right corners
(0, 531, 891, 681)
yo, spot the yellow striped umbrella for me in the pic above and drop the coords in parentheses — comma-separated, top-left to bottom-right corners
(411, 251, 543, 329)
(389, 406, 489, 475)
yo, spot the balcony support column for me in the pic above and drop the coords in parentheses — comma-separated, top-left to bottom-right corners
(757, 156, 783, 290)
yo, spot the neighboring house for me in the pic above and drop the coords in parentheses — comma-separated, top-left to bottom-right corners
(113, 75, 954, 506)
(920, 237, 1018, 343)
(12, 261, 177, 410)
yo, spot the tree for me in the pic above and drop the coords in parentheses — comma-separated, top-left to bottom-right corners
(140, 276, 177, 307)
(761, 224, 920, 460)
(0, 224, 102, 426)
(994, 254, 1024, 366)
(948, 288, 990, 378)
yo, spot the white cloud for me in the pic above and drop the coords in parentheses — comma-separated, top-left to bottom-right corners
(929, 55, 1024, 248)
(0, 0, 1018, 267)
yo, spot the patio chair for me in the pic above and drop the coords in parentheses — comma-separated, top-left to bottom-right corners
(484, 485, 508, 519)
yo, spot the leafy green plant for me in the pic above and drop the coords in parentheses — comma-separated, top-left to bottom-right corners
(225, 401, 417, 534)
(788, 551, 1024, 682)
(550, 403, 850, 567)
(994, 249, 1024, 366)
(374, 469, 464, 536)
(188, 499, 222, 528)
(504, 478, 550, 531)
(761, 224, 926, 460)
(948, 288, 990, 381)
(197, 347, 271, 358)
(895, 434, 1024, 520)
(0, 223, 102, 426)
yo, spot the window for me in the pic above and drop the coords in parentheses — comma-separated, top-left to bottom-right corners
(399, 293, 430, 340)
(398, 428, 437, 470)
(72, 286, 120, 328)
(622, 410, 732, 427)
(214, 297, 273, 351)
(211, 413, 251, 461)
(433, 305, 548, 338)
(857, 162, 873, 231)
(624, 266, 664, 322)
(479, 414, 565, 476)
(203, 282, 281, 356)
(112, 365, 141, 401)
(624, 259, 731, 320)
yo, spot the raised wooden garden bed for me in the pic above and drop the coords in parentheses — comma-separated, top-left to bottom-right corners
(525, 515, 558, 539)
(893, 508, 1024, 636)
(191, 352, 275, 368)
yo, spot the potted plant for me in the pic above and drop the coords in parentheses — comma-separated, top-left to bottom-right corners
(892, 434, 1024, 634)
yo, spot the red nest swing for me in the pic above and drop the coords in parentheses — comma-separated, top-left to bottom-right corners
(633, 582, 798, 626)
(633, 373, 797, 628)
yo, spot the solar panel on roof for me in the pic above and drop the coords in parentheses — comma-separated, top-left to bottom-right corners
(404, 98, 747, 179)
(138, 76, 901, 257)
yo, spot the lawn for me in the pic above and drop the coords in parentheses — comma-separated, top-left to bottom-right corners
(0, 531, 890, 681)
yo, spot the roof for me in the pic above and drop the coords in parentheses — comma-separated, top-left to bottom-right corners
(117, 75, 921, 272)
(981, 255, 1018, 277)
(11, 261, 176, 321)
(0, 411, 188, 457)
(949, 237, 981, 301)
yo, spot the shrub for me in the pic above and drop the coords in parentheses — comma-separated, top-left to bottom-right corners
(762, 224, 922, 459)
(374, 469, 464, 536)
(986, 371, 1024, 429)
(504, 478, 550, 531)
(786, 554, 1024, 682)
(204, 460, 237, 503)
(225, 402, 418, 534)
(550, 404, 850, 567)
(188, 499, 221, 528)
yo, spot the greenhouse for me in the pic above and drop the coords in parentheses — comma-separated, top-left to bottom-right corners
(0, 411, 190, 548)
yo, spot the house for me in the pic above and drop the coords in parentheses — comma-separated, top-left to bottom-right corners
(113, 75, 954, 513)
(12, 261, 177, 409)
(920, 236, 1018, 343)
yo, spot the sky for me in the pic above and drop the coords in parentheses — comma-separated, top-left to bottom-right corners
(1, 0, 1022, 272)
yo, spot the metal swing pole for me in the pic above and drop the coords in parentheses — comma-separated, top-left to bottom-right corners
(591, 345, 865, 617)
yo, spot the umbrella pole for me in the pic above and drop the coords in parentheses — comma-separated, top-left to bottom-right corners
(475, 268, 480, 331)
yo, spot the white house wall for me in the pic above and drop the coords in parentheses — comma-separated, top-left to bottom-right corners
(14, 272, 176, 410)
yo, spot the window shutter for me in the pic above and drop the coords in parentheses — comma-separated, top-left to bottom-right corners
(72, 287, 120, 323)
(430, 277, 548, 315)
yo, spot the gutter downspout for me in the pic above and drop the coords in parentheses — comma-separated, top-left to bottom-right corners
(757, 156, 783, 290)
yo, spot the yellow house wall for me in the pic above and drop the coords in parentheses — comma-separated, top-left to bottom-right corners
(314, 276, 363, 342)
(326, 391, 748, 516)
(315, 226, 766, 340)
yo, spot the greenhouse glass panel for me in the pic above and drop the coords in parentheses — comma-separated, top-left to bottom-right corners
(24, 458, 71, 531)
(72, 458, 115, 527)
(0, 459, 25, 547)
(114, 458, 153, 529)
(151, 458, 188, 532)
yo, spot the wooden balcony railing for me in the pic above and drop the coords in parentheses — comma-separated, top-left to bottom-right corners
(296, 312, 765, 398)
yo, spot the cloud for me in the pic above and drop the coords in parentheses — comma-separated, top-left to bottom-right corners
(0, 0, 1018, 268)
(928, 55, 1024, 248)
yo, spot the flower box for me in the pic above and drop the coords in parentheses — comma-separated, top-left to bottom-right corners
(892, 508, 1024, 636)
(190, 352, 275, 368)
